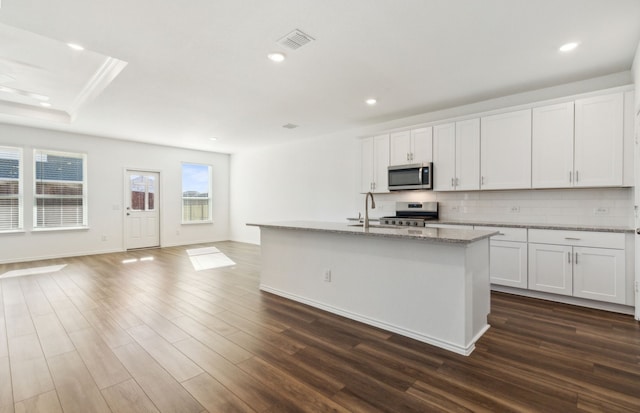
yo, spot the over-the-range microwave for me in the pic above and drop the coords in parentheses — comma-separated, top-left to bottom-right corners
(388, 162, 433, 191)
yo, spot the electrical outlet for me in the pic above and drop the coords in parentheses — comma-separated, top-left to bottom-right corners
(101, 235, 107, 241)
(323, 269, 332, 282)
(594, 207, 610, 215)
(451, 206, 459, 212)
(635, 280, 639, 293)
(510, 206, 520, 213)
(176, 230, 180, 236)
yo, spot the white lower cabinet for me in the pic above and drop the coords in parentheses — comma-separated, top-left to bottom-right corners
(527, 229, 626, 305)
(528, 243, 573, 295)
(476, 226, 527, 289)
(572, 247, 626, 304)
(489, 241, 528, 289)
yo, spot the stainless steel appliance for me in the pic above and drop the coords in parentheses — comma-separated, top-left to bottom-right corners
(388, 162, 433, 191)
(380, 201, 438, 226)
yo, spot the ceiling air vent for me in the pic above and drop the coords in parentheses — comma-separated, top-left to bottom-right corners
(277, 29, 314, 50)
(282, 123, 299, 129)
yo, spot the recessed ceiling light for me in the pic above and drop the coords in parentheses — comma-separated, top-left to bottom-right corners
(559, 42, 579, 52)
(365, 98, 377, 105)
(39, 102, 52, 107)
(267, 52, 286, 63)
(209, 137, 218, 141)
(67, 43, 85, 51)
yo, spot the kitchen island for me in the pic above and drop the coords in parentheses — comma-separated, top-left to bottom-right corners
(247, 221, 497, 355)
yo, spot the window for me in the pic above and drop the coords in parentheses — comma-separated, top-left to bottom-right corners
(34, 149, 88, 229)
(0, 146, 23, 231)
(182, 163, 212, 223)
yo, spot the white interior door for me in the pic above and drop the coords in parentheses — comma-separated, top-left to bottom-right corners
(125, 170, 160, 249)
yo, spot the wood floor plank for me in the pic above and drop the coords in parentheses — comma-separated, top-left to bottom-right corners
(127, 324, 203, 383)
(67, 328, 131, 389)
(0, 356, 13, 413)
(171, 316, 252, 364)
(101, 378, 160, 413)
(10, 358, 55, 403)
(181, 372, 254, 413)
(81, 308, 134, 349)
(13, 390, 63, 413)
(238, 356, 350, 413)
(174, 337, 279, 412)
(31, 314, 75, 358)
(47, 350, 111, 413)
(112, 342, 204, 413)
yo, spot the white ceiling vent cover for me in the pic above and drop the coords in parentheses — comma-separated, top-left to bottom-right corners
(277, 29, 314, 50)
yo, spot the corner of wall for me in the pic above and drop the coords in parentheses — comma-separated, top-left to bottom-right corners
(633, 39, 640, 111)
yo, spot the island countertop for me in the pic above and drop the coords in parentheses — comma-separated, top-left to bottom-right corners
(247, 221, 498, 244)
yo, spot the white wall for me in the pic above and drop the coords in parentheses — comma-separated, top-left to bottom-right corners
(230, 133, 362, 244)
(230, 71, 634, 244)
(0, 124, 229, 263)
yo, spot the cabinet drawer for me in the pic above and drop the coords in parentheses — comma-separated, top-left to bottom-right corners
(528, 229, 624, 249)
(475, 226, 526, 242)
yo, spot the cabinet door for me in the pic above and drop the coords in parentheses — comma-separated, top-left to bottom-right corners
(360, 137, 374, 193)
(373, 134, 390, 193)
(433, 123, 456, 191)
(532, 102, 574, 188)
(573, 247, 626, 304)
(489, 241, 527, 289)
(389, 131, 411, 166)
(574, 93, 623, 187)
(411, 127, 433, 164)
(455, 118, 480, 191)
(480, 109, 532, 190)
(528, 243, 572, 296)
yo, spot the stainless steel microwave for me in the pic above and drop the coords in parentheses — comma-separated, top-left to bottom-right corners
(388, 162, 433, 191)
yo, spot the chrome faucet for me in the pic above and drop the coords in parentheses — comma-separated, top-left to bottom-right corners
(364, 192, 376, 229)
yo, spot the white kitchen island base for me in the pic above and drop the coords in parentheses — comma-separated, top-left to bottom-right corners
(254, 222, 493, 356)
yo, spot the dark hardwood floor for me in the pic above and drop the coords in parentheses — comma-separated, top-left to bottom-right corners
(0, 241, 639, 412)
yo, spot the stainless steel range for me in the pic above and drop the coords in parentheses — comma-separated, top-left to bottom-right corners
(380, 201, 438, 227)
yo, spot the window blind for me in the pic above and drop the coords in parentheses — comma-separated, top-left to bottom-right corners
(182, 163, 212, 223)
(0, 146, 22, 231)
(34, 149, 87, 229)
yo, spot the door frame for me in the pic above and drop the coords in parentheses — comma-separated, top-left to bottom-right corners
(123, 168, 162, 250)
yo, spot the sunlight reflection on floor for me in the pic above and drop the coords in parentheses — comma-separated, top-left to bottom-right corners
(186, 246, 236, 271)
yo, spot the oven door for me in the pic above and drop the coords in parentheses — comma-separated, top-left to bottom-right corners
(388, 163, 432, 190)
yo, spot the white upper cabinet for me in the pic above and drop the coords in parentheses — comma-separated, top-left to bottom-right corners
(456, 118, 480, 191)
(574, 93, 623, 187)
(389, 127, 432, 166)
(480, 109, 532, 190)
(433, 123, 456, 190)
(433, 119, 479, 191)
(361, 134, 390, 193)
(532, 102, 574, 188)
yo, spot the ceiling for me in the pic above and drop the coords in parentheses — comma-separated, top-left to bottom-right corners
(0, 0, 639, 154)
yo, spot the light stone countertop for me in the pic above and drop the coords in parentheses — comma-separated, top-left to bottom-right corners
(429, 220, 634, 233)
(346, 217, 633, 233)
(247, 221, 498, 244)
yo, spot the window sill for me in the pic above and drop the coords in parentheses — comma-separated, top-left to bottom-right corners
(0, 229, 26, 235)
(32, 226, 90, 233)
(181, 220, 214, 225)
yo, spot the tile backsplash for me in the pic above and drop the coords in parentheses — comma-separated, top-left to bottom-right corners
(371, 188, 634, 228)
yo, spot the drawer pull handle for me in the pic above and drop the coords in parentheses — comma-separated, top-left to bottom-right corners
(564, 237, 581, 241)
(568, 251, 571, 263)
